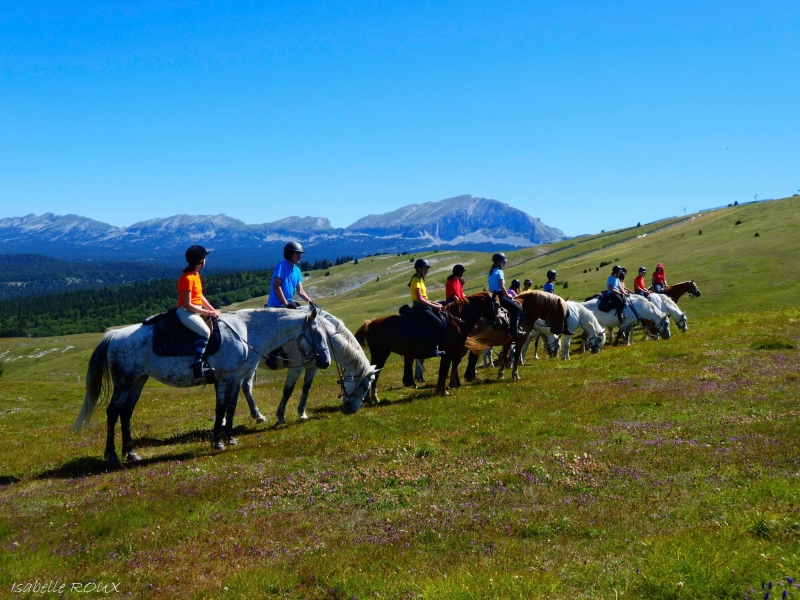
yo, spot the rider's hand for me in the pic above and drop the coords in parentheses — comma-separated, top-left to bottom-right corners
(209, 309, 220, 318)
(285, 300, 299, 309)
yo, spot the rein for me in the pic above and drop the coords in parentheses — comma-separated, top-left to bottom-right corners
(315, 310, 372, 399)
(217, 312, 320, 368)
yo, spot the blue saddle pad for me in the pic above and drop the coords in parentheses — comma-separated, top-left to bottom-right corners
(143, 309, 221, 357)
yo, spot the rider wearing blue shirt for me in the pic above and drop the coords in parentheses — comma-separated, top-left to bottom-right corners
(603, 265, 627, 322)
(267, 242, 313, 308)
(543, 269, 557, 294)
(488, 252, 525, 340)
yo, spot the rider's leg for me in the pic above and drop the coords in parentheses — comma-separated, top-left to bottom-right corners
(178, 307, 215, 380)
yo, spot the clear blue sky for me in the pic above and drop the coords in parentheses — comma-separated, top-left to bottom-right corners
(1, 1, 797, 236)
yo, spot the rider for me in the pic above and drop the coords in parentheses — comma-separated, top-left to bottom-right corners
(409, 258, 445, 358)
(488, 253, 525, 339)
(508, 279, 521, 298)
(651, 263, 668, 293)
(634, 266, 650, 296)
(523, 278, 533, 292)
(445, 264, 466, 302)
(267, 241, 314, 309)
(603, 264, 628, 323)
(177, 245, 221, 381)
(543, 270, 557, 294)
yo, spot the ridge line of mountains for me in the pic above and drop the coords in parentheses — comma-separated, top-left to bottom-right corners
(0, 195, 565, 270)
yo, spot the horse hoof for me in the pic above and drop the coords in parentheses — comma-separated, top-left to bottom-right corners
(106, 454, 122, 470)
(275, 416, 286, 426)
(252, 413, 267, 423)
(299, 412, 309, 421)
(437, 389, 450, 397)
(226, 436, 238, 446)
(211, 439, 225, 451)
(513, 374, 521, 381)
(126, 451, 141, 463)
(403, 382, 417, 389)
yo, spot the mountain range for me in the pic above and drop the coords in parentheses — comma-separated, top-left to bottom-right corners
(0, 195, 565, 270)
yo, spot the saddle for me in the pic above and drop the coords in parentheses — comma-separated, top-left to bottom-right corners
(596, 293, 615, 314)
(398, 305, 447, 342)
(143, 309, 222, 357)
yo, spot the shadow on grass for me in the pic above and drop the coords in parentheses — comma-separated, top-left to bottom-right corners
(132, 423, 264, 449)
(0, 475, 21, 486)
(35, 450, 201, 480)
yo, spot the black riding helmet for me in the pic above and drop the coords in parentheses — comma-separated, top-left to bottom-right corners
(612, 265, 623, 273)
(283, 241, 305, 260)
(546, 269, 557, 280)
(414, 258, 432, 271)
(492, 252, 507, 264)
(185, 245, 210, 266)
(452, 264, 466, 275)
(639, 266, 647, 273)
(510, 279, 521, 289)
(523, 278, 532, 285)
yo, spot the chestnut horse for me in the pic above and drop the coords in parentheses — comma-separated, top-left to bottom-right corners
(464, 290, 570, 381)
(661, 280, 702, 303)
(354, 292, 507, 400)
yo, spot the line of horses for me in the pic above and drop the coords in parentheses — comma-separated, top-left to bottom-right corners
(72, 281, 699, 467)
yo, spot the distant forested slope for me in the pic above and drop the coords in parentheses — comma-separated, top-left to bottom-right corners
(0, 254, 176, 300)
(0, 270, 272, 337)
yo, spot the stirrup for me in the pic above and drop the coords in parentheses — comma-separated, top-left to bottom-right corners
(428, 346, 445, 358)
(192, 361, 216, 383)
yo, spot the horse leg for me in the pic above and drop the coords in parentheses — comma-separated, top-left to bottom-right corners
(104, 400, 121, 467)
(465, 352, 479, 382)
(402, 356, 417, 388)
(241, 372, 267, 423)
(562, 334, 572, 360)
(532, 335, 540, 360)
(212, 379, 238, 451)
(497, 345, 510, 379)
(511, 342, 523, 381)
(368, 351, 390, 404)
(436, 355, 450, 396)
(449, 346, 467, 388)
(519, 334, 532, 365)
(275, 366, 303, 425)
(296, 366, 318, 421)
(120, 376, 148, 463)
(415, 359, 426, 383)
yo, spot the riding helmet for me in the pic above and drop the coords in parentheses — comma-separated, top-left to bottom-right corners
(523, 278, 532, 285)
(510, 279, 521, 289)
(185, 245, 210, 265)
(546, 269, 557, 280)
(639, 266, 647, 273)
(283, 241, 305, 260)
(452, 264, 466, 275)
(414, 258, 432, 270)
(612, 265, 623, 273)
(492, 252, 507, 264)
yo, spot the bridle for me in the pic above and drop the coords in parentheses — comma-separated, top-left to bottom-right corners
(314, 308, 375, 401)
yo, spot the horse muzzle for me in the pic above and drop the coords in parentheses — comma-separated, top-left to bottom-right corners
(315, 349, 331, 369)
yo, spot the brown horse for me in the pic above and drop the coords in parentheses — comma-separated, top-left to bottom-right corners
(354, 292, 507, 400)
(661, 280, 702, 303)
(464, 290, 570, 381)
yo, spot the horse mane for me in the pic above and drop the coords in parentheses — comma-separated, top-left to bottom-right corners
(567, 300, 604, 338)
(320, 311, 371, 371)
(515, 290, 567, 322)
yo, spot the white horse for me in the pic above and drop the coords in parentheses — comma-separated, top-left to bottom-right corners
(238, 309, 381, 425)
(560, 301, 607, 359)
(646, 293, 688, 334)
(582, 294, 670, 345)
(520, 319, 561, 362)
(72, 307, 338, 466)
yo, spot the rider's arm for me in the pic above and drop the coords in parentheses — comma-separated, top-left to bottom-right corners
(498, 278, 509, 296)
(272, 277, 290, 307)
(182, 290, 218, 318)
(412, 285, 441, 310)
(296, 282, 312, 304)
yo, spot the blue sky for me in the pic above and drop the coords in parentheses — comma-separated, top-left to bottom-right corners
(1, 1, 798, 236)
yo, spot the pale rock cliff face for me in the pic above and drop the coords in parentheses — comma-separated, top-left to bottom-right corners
(0, 196, 565, 269)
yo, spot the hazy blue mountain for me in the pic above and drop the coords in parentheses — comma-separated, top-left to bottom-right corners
(0, 196, 565, 269)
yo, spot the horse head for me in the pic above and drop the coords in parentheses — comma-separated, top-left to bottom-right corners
(689, 280, 702, 297)
(340, 366, 381, 414)
(298, 306, 331, 369)
(587, 329, 606, 353)
(658, 314, 671, 340)
(532, 319, 561, 357)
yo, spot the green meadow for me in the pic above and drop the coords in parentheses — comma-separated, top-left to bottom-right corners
(1, 197, 799, 598)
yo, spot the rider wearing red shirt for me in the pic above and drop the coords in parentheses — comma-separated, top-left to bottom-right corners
(651, 263, 667, 293)
(445, 264, 466, 301)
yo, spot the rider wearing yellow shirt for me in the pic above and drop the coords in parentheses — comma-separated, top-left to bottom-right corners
(408, 258, 445, 358)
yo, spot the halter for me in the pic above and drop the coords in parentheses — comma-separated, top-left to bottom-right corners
(315, 309, 374, 401)
(218, 310, 324, 369)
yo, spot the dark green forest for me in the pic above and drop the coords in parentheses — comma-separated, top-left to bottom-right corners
(0, 269, 272, 338)
(0, 254, 176, 300)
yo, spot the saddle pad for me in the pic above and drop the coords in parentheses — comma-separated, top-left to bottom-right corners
(398, 305, 447, 342)
(596, 295, 614, 313)
(147, 308, 222, 357)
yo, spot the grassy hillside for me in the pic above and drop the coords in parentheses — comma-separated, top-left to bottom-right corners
(1, 196, 799, 598)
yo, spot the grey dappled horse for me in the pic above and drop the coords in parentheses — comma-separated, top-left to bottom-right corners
(72, 307, 333, 466)
(238, 309, 381, 425)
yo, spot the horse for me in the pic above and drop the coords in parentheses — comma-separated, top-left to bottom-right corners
(355, 292, 507, 400)
(519, 319, 561, 362)
(660, 280, 701, 303)
(582, 294, 670, 346)
(464, 290, 569, 381)
(72, 307, 333, 466)
(647, 293, 688, 333)
(542, 300, 606, 360)
(236, 309, 381, 425)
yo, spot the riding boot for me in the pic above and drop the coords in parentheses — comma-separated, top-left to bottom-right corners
(192, 337, 216, 383)
(265, 348, 281, 370)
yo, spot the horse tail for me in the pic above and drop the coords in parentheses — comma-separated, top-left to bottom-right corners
(464, 328, 495, 352)
(71, 331, 114, 431)
(354, 320, 371, 348)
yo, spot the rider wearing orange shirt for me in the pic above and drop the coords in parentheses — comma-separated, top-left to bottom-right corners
(633, 266, 650, 297)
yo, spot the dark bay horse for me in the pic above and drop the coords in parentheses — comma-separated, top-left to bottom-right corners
(661, 280, 702, 303)
(464, 290, 569, 381)
(355, 292, 507, 400)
